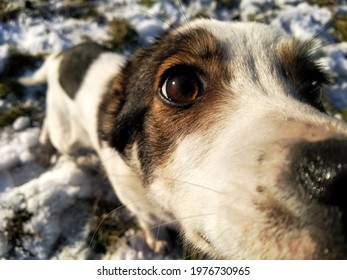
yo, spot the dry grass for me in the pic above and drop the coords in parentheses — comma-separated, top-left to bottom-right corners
(104, 18, 138, 51)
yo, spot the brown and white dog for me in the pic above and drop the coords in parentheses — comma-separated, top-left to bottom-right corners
(20, 19, 347, 259)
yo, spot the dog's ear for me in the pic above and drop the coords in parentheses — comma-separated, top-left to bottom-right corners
(98, 52, 154, 153)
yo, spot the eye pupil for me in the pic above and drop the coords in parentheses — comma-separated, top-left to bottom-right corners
(161, 70, 201, 105)
(166, 75, 199, 103)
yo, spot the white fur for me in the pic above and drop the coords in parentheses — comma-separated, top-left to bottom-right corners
(147, 20, 347, 259)
(20, 19, 347, 259)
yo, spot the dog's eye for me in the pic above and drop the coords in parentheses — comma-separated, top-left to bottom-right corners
(160, 67, 202, 106)
(303, 76, 329, 112)
(299, 62, 330, 112)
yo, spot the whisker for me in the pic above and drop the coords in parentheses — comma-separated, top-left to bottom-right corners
(88, 198, 143, 248)
(176, 0, 191, 30)
(103, 171, 254, 201)
(123, 6, 187, 38)
(163, 176, 225, 194)
(128, 8, 175, 29)
(157, 212, 216, 228)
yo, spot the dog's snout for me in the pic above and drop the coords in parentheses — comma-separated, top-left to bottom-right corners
(291, 139, 347, 207)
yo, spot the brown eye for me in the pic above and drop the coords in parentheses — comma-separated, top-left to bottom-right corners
(160, 68, 202, 106)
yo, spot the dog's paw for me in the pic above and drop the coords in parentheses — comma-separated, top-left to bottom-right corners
(143, 226, 178, 255)
(73, 151, 102, 176)
(145, 235, 171, 255)
(30, 144, 56, 167)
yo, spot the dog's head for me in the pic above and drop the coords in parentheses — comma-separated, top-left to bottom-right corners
(99, 19, 347, 259)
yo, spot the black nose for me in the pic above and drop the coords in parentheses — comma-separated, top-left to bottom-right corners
(291, 139, 347, 207)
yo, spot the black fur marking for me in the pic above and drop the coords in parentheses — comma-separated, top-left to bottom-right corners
(58, 42, 109, 99)
(97, 55, 152, 153)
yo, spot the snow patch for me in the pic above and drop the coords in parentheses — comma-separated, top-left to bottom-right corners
(13, 116, 31, 131)
(271, 3, 332, 41)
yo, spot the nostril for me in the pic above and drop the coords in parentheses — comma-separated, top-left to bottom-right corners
(330, 171, 347, 208)
(291, 139, 347, 206)
(290, 138, 347, 248)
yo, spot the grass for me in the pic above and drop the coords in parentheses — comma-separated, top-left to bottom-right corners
(323, 97, 347, 121)
(88, 198, 137, 256)
(246, 3, 279, 24)
(0, 48, 44, 127)
(247, 13, 271, 24)
(138, 0, 157, 8)
(104, 18, 138, 51)
(63, 3, 105, 23)
(333, 14, 347, 42)
(305, 0, 347, 43)
(0, 106, 32, 128)
(0, 81, 25, 100)
(306, 0, 335, 7)
(218, 0, 241, 9)
(182, 246, 205, 260)
(3, 205, 34, 258)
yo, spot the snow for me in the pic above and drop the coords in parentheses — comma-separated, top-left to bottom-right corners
(271, 3, 333, 41)
(13, 116, 30, 131)
(0, 0, 347, 260)
(0, 44, 9, 73)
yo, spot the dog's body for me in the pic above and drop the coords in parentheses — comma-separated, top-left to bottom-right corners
(20, 19, 347, 259)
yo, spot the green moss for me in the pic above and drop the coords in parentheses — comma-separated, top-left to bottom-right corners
(75, 5, 104, 22)
(0, 106, 32, 128)
(217, 0, 240, 9)
(306, 0, 335, 7)
(4, 205, 34, 258)
(0, 81, 24, 100)
(182, 246, 205, 260)
(138, 0, 157, 8)
(57, 1, 105, 22)
(88, 199, 137, 255)
(191, 9, 213, 20)
(341, 110, 347, 121)
(247, 13, 268, 23)
(247, 9, 278, 24)
(82, 5, 103, 21)
(104, 18, 138, 51)
(322, 96, 347, 122)
(333, 14, 347, 42)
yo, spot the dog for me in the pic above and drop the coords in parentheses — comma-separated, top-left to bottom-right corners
(19, 18, 347, 259)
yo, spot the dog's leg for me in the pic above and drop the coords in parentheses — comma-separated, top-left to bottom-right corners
(39, 119, 56, 165)
(99, 148, 176, 254)
(30, 119, 56, 166)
